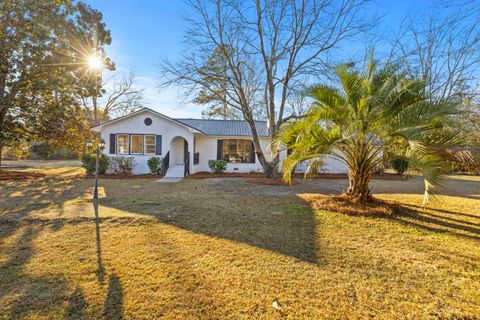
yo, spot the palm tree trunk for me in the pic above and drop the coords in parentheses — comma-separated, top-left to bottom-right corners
(345, 144, 373, 203)
(346, 169, 372, 203)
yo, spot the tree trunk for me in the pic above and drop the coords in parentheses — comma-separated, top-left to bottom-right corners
(346, 169, 372, 203)
(244, 114, 279, 178)
(0, 144, 2, 169)
(263, 154, 279, 178)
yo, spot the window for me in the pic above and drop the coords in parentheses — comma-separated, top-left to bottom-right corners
(130, 135, 144, 154)
(144, 117, 152, 126)
(117, 134, 129, 154)
(222, 139, 253, 163)
(144, 135, 156, 154)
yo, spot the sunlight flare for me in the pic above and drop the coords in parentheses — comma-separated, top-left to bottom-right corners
(88, 54, 103, 71)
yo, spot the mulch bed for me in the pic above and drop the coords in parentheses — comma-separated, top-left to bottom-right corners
(304, 194, 415, 217)
(187, 172, 265, 179)
(84, 174, 161, 179)
(187, 172, 408, 181)
(312, 173, 408, 180)
(0, 170, 46, 180)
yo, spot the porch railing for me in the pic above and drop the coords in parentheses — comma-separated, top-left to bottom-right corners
(184, 151, 190, 177)
(161, 151, 170, 176)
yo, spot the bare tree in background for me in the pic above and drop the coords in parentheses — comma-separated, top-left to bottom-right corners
(386, 0, 480, 171)
(158, 0, 375, 177)
(389, 0, 480, 101)
(81, 70, 144, 125)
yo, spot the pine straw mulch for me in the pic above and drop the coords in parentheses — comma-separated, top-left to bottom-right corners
(248, 178, 301, 186)
(188, 172, 408, 180)
(83, 173, 161, 179)
(303, 194, 416, 217)
(186, 172, 266, 179)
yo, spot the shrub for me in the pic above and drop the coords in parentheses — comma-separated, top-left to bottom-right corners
(373, 165, 385, 175)
(52, 147, 78, 160)
(110, 156, 136, 174)
(30, 142, 54, 160)
(208, 160, 228, 173)
(147, 156, 162, 174)
(81, 153, 110, 175)
(391, 157, 409, 175)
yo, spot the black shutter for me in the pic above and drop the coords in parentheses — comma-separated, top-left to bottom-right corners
(109, 134, 116, 154)
(217, 140, 223, 160)
(156, 135, 162, 155)
(249, 141, 255, 163)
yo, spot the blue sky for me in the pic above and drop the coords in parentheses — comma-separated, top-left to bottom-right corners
(83, 0, 442, 118)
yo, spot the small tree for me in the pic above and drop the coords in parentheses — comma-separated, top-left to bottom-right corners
(391, 157, 409, 175)
(159, 0, 375, 177)
(280, 59, 471, 204)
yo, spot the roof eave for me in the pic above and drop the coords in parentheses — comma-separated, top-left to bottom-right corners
(90, 108, 206, 135)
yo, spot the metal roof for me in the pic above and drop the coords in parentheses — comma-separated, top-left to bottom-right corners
(91, 108, 269, 137)
(174, 118, 269, 137)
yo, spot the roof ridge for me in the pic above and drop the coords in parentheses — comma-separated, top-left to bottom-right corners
(174, 118, 267, 122)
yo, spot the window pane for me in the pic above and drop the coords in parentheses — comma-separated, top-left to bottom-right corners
(130, 135, 144, 154)
(222, 139, 252, 163)
(144, 135, 156, 154)
(117, 134, 129, 154)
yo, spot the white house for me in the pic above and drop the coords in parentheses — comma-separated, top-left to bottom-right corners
(91, 108, 347, 177)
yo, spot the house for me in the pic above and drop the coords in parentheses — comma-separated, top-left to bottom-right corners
(91, 107, 347, 177)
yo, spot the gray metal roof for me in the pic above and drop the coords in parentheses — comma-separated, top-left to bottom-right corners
(174, 118, 269, 137)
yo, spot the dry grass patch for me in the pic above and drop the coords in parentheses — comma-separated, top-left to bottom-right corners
(1, 160, 83, 180)
(0, 176, 479, 319)
(0, 170, 46, 180)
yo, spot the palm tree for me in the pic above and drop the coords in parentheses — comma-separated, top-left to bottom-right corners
(280, 59, 470, 204)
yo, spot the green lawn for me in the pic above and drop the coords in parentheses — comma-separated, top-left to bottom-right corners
(0, 161, 479, 319)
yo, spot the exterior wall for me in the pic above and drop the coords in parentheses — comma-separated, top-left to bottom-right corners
(192, 135, 271, 173)
(97, 110, 194, 174)
(277, 150, 348, 174)
(96, 109, 348, 175)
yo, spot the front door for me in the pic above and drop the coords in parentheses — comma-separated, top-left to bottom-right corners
(169, 136, 188, 165)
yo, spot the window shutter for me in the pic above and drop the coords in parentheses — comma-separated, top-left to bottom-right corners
(156, 135, 162, 155)
(249, 141, 255, 163)
(109, 134, 116, 154)
(217, 140, 223, 160)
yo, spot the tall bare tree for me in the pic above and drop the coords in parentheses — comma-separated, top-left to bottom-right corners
(388, 0, 480, 102)
(80, 70, 144, 125)
(159, 0, 375, 177)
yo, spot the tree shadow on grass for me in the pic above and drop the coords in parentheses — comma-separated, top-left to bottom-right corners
(0, 225, 70, 318)
(100, 179, 320, 264)
(92, 201, 124, 319)
(304, 194, 480, 241)
(66, 288, 87, 320)
(0, 178, 92, 317)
